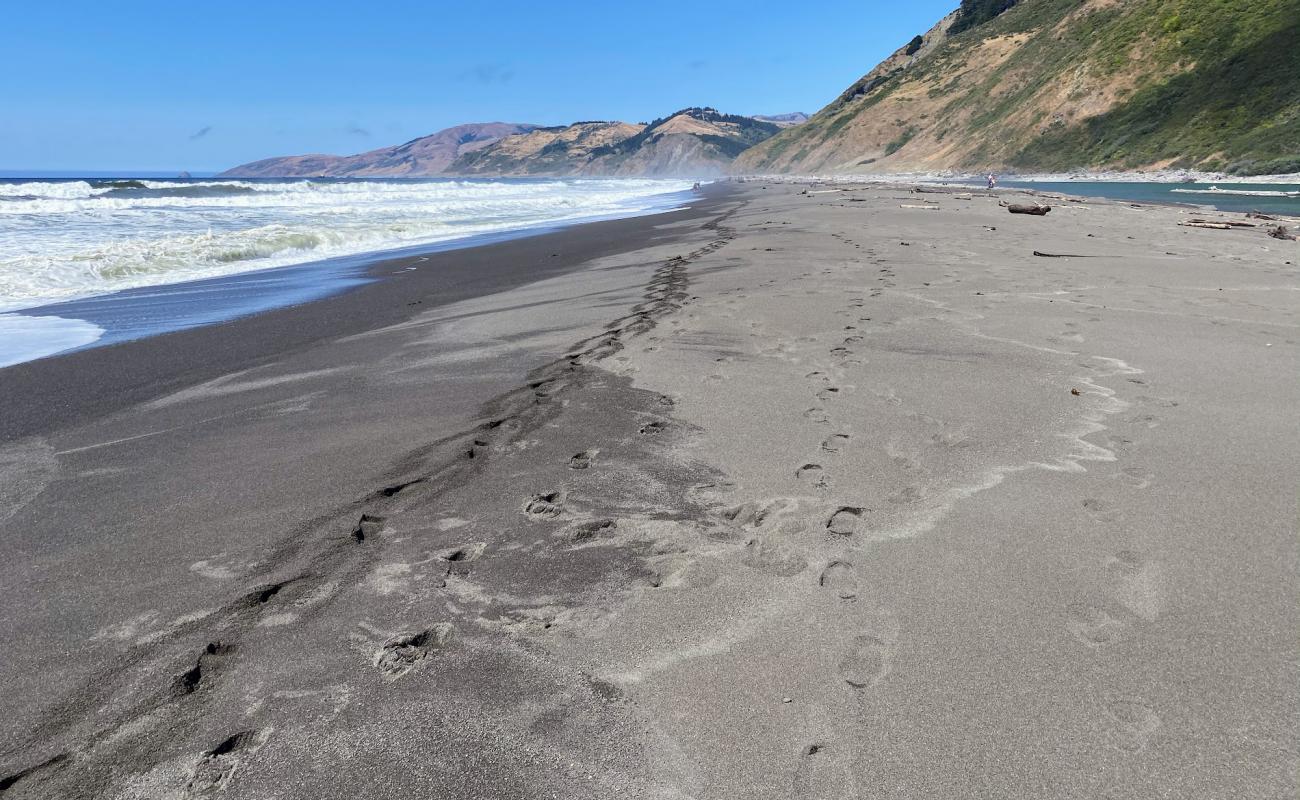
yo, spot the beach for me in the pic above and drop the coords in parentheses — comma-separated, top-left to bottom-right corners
(1, 182, 1296, 798)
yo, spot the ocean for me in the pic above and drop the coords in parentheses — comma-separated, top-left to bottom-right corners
(0, 177, 694, 367)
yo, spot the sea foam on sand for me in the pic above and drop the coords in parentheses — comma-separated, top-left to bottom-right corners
(0, 313, 104, 367)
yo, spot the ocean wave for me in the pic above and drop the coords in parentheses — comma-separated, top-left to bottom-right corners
(0, 178, 694, 310)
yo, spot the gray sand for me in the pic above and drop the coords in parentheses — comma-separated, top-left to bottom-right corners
(1, 184, 1296, 798)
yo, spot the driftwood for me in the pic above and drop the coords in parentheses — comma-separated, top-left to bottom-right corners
(1267, 225, 1296, 241)
(1180, 221, 1234, 230)
(1007, 204, 1051, 216)
(1247, 212, 1279, 221)
(900, 204, 940, 210)
(1188, 218, 1256, 228)
(1033, 251, 1098, 258)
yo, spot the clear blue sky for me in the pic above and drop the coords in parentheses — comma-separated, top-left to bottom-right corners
(1, 1, 956, 172)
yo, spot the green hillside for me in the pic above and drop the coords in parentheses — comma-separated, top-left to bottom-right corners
(735, 0, 1300, 175)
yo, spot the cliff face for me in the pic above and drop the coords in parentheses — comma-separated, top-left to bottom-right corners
(735, 0, 1300, 176)
(449, 109, 781, 177)
(218, 123, 539, 178)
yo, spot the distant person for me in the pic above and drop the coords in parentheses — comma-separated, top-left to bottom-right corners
(692, 182, 702, 193)
(987, 174, 998, 190)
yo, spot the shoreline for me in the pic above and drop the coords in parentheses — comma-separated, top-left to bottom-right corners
(0, 188, 717, 440)
(0, 182, 696, 368)
(0, 181, 1295, 799)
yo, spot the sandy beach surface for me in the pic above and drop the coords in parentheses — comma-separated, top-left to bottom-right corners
(1, 183, 1296, 798)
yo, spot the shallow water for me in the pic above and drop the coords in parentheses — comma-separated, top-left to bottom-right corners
(993, 181, 1300, 216)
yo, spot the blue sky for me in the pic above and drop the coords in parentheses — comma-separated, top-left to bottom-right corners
(1, 1, 956, 172)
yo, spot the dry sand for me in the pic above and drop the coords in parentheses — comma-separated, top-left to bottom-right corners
(1, 183, 1296, 798)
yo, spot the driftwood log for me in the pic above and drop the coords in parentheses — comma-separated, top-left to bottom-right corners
(1187, 218, 1256, 228)
(1180, 221, 1234, 230)
(1267, 225, 1296, 241)
(1007, 204, 1051, 216)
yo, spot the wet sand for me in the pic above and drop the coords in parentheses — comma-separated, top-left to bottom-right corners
(0, 183, 1296, 798)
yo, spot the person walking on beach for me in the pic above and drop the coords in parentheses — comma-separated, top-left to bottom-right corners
(987, 173, 998, 190)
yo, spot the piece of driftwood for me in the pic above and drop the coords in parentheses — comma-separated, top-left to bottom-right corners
(1033, 251, 1098, 258)
(1180, 221, 1233, 230)
(1267, 225, 1296, 241)
(1247, 212, 1279, 221)
(900, 204, 940, 210)
(1007, 204, 1051, 216)
(1188, 218, 1256, 228)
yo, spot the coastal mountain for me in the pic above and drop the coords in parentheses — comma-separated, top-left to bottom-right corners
(752, 112, 810, 128)
(218, 123, 539, 177)
(451, 108, 782, 177)
(735, 0, 1300, 176)
(446, 121, 645, 176)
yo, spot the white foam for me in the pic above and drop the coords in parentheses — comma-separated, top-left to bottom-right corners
(0, 313, 105, 367)
(0, 178, 694, 311)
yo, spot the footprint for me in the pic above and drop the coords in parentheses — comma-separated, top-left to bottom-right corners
(796, 464, 828, 489)
(374, 624, 454, 679)
(838, 635, 890, 689)
(1103, 697, 1161, 753)
(569, 450, 595, 470)
(791, 742, 857, 799)
(185, 730, 269, 797)
(1106, 551, 1165, 620)
(804, 407, 830, 424)
(819, 561, 859, 600)
(720, 499, 789, 528)
(569, 518, 617, 542)
(821, 434, 851, 453)
(524, 492, 564, 519)
(352, 513, 386, 543)
(1064, 603, 1128, 648)
(826, 507, 865, 536)
(439, 542, 487, 577)
(172, 641, 237, 698)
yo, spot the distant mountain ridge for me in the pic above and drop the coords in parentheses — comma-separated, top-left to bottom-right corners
(752, 112, 809, 128)
(221, 109, 785, 178)
(219, 123, 539, 178)
(736, 0, 1300, 176)
(450, 108, 780, 177)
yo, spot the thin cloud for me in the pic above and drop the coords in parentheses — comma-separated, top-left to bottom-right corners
(346, 124, 371, 137)
(188, 126, 213, 140)
(460, 63, 514, 84)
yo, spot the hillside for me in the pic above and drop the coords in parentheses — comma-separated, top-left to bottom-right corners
(450, 108, 781, 177)
(447, 121, 646, 176)
(219, 123, 539, 178)
(735, 0, 1300, 176)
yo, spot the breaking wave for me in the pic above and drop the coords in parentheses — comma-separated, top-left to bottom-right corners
(0, 177, 694, 310)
